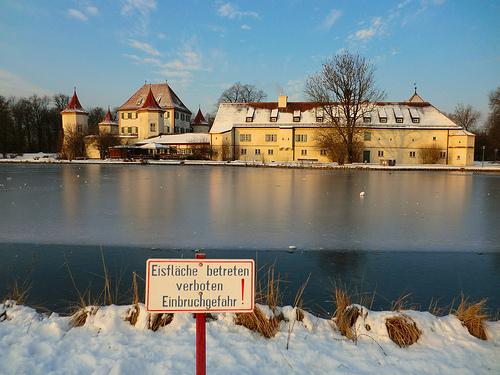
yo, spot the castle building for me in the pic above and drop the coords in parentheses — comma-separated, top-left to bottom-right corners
(190, 108, 210, 133)
(117, 82, 192, 139)
(209, 92, 475, 166)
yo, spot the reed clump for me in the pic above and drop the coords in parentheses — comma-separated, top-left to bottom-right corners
(385, 315, 421, 347)
(333, 287, 360, 341)
(70, 305, 99, 328)
(235, 264, 283, 338)
(148, 313, 174, 331)
(453, 296, 488, 340)
(125, 272, 140, 326)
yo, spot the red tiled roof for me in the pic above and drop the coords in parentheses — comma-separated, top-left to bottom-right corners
(140, 86, 163, 110)
(118, 82, 191, 113)
(191, 108, 208, 125)
(62, 89, 87, 113)
(99, 107, 117, 125)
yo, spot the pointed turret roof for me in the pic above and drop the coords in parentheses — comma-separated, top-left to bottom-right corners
(99, 107, 117, 125)
(62, 89, 88, 114)
(191, 107, 208, 125)
(140, 86, 163, 111)
(118, 82, 191, 114)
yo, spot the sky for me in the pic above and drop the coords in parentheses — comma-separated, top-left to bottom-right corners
(0, 0, 498, 122)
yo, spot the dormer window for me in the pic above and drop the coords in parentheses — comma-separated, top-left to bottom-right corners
(393, 107, 404, 123)
(136, 98, 144, 106)
(246, 107, 255, 122)
(378, 108, 387, 123)
(409, 108, 420, 123)
(293, 110, 301, 122)
(363, 112, 372, 123)
(315, 108, 324, 122)
(270, 108, 278, 122)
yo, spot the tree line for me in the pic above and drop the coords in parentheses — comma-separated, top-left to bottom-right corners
(0, 93, 116, 158)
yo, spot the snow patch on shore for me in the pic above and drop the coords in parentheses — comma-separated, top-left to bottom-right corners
(0, 302, 499, 374)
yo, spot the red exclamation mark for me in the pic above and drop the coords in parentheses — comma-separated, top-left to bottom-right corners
(241, 278, 245, 304)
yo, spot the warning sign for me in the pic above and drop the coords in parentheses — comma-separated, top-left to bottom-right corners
(145, 259, 255, 313)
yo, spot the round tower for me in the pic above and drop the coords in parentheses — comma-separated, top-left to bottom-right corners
(191, 107, 210, 133)
(98, 107, 118, 135)
(61, 88, 89, 138)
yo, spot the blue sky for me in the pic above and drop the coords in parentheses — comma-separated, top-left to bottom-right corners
(0, 0, 498, 122)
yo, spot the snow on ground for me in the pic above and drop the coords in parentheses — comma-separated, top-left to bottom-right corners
(1, 153, 500, 171)
(0, 302, 498, 375)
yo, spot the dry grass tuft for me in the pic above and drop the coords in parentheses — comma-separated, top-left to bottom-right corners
(386, 314, 421, 347)
(125, 272, 140, 326)
(148, 313, 174, 332)
(333, 287, 360, 341)
(70, 306, 98, 328)
(454, 296, 488, 340)
(235, 306, 281, 339)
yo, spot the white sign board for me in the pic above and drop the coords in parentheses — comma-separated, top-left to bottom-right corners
(145, 259, 255, 313)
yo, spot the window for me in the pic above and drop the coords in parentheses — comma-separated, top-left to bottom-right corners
(315, 108, 324, 122)
(409, 151, 416, 158)
(134, 127, 138, 134)
(255, 149, 261, 155)
(166, 112, 170, 118)
(241, 149, 247, 155)
(440, 152, 446, 159)
(270, 108, 278, 122)
(457, 155, 461, 160)
(320, 149, 327, 155)
(150, 123, 156, 132)
(378, 150, 384, 157)
(380, 117, 387, 123)
(301, 149, 307, 156)
(295, 134, 307, 142)
(364, 132, 371, 141)
(240, 134, 251, 142)
(378, 108, 387, 123)
(127, 112, 132, 119)
(121, 113, 124, 119)
(396, 118, 403, 123)
(246, 107, 255, 122)
(268, 149, 273, 155)
(167, 127, 170, 133)
(175, 112, 179, 120)
(180, 114, 184, 121)
(409, 108, 420, 123)
(127, 126, 132, 133)
(432, 136, 437, 141)
(121, 127, 125, 134)
(77, 125, 82, 132)
(393, 107, 404, 123)
(136, 98, 143, 106)
(293, 110, 301, 122)
(363, 117, 371, 123)
(316, 116, 324, 123)
(265, 134, 277, 142)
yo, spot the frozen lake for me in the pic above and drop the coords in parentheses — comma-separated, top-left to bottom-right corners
(0, 164, 499, 314)
(1, 164, 499, 251)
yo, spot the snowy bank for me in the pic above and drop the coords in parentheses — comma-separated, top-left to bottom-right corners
(0, 302, 498, 375)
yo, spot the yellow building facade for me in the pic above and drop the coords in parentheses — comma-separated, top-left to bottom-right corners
(210, 93, 475, 166)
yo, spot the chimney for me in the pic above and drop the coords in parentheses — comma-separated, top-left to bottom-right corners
(278, 95, 288, 109)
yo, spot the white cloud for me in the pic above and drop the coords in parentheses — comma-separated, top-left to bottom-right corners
(121, 0, 156, 15)
(241, 24, 251, 30)
(68, 9, 88, 22)
(217, 3, 258, 19)
(350, 17, 384, 41)
(86, 6, 99, 16)
(0, 69, 51, 97)
(157, 47, 204, 80)
(128, 39, 161, 56)
(322, 9, 342, 31)
(123, 54, 161, 65)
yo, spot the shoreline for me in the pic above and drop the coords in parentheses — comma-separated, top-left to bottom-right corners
(2, 157, 500, 172)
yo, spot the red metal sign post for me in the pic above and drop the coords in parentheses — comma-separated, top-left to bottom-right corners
(195, 252, 206, 375)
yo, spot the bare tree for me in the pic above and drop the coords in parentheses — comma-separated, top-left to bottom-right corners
(218, 82, 267, 104)
(93, 133, 120, 159)
(53, 94, 70, 112)
(88, 107, 106, 135)
(449, 103, 480, 132)
(315, 128, 363, 164)
(305, 52, 385, 163)
(419, 144, 441, 164)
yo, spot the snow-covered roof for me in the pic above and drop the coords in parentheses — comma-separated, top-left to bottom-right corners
(135, 133, 210, 145)
(210, 99, 463, 134)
